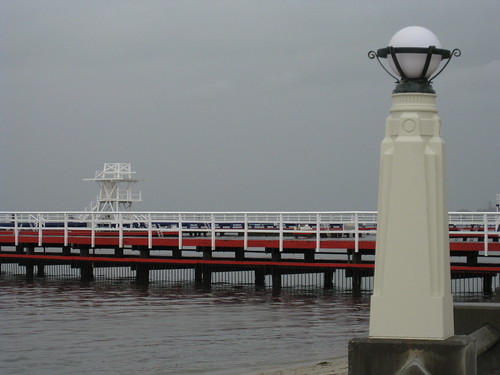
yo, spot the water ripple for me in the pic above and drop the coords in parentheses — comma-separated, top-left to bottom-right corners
(0, 279, 370, 375)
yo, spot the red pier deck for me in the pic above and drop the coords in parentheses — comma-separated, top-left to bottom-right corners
(1, 211, 499, 293)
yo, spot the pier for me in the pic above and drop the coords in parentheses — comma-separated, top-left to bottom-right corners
(1, 210, 499, 294)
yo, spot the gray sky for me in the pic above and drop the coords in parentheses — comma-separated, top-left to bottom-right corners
(1, 0, 499, 212)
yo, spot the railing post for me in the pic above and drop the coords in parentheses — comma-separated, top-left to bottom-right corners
(37, 213, 43, 246)
(484, 214, 489, 256)
(119, 212, 124, 248)
(178, 213, 183, 250)
(211, 213, 216, 251)
(354, 212, 359, 253)
(279, 213, 284, 252)
(316, 213, 321, 252)
(64, 213, 69, 247)
(147, 213, 152, 249)
(91, 213, 96, 248)
(244, 213, 248, 250)
(14, 213, 19, 246)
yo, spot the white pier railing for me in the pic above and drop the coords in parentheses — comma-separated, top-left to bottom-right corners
(1, 211, 499, 254)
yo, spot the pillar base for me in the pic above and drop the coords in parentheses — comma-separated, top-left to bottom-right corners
(348, 336, 475, 375)
(370, 294, 454, 339)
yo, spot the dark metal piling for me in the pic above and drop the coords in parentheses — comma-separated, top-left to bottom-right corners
(271, 248, 282, 294)
(136, 246, 150, 285)
(25, 245, 34, 282)
(79, 246, 94, 282)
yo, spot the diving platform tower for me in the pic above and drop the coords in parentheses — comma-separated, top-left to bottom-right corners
(85, 163, 142, 212)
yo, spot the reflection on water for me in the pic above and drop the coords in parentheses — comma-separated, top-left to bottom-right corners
(0, 276, 370, 375)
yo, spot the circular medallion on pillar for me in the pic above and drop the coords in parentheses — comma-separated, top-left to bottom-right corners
(402, 119, 417, 133)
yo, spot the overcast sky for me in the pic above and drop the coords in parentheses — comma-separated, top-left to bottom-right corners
(1, 1, 499, 212)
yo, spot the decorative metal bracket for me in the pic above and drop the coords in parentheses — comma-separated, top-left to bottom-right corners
(368, 47, 461, 84)
(429, 48, 461, 82)
(368, 50, 399, 82)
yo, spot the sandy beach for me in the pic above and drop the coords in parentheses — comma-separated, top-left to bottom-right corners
(244, 357, 348, 375)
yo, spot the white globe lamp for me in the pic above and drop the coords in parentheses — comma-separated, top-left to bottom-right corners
(369, 26, 460, 93)
(388, 26, 442, 79)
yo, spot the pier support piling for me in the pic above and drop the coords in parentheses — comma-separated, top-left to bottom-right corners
(351, 252, 362, 295)
(483, 275, 493, 296)
(271, 248, 282, 294)
(305, 249, 315, 262)
(25, 245, 35, 282)
(62, 246, 71, 256)
(79, 246, 94, 282)
(235, 248, 245, 261)
(25, 263, 34, 281)
(324, 270, 334, 290)
(135, 247, 150, 286)
(37, 263, 45, 277)
(202, 247, 212, 290)
(193, 247, 212, 290)
(272, 272, 281, 295)
(195, 265, 203, 288)
(202, 267, 212, 290)
(466, 252, 477, 266)
(255, 269, 266, 290)
(346, 250, 363, 295)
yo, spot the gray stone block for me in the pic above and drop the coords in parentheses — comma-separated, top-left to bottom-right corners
(348, 335, 476, 375)
(454, 303, 500, 374)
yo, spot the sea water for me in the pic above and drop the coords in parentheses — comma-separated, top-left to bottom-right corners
(0, 276, 370, 375)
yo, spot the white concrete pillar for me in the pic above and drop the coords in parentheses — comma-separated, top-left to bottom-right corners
(369, 92, 454, 339)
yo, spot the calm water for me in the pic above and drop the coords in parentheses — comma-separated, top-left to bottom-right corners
(0, 276, 370, 375)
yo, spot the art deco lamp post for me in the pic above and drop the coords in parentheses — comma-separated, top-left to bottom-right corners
(348, 27, 469, 375)
(368, 26, 461, 340)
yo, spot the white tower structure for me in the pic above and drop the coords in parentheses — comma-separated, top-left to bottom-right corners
(85, 163, 142, 212)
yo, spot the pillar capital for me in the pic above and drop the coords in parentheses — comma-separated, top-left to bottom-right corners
(390, 92, 437, 113)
